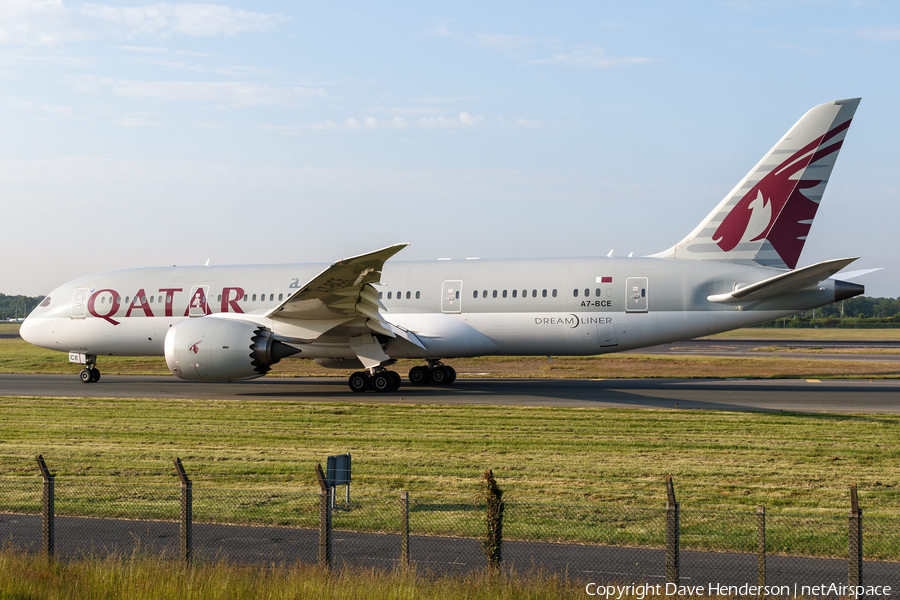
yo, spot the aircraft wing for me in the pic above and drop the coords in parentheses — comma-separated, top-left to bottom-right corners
(265, 243, 408, 322)
(707, 257, 859, 304)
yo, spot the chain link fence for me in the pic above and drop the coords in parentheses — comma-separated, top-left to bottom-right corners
(1, 469, 898, 596)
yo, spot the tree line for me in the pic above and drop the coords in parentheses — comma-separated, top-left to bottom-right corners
(0, 294, 44, 321)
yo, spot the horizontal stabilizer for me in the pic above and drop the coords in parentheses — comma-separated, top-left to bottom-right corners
(831, 267, 882, 281)
(707, 257, 858, 304)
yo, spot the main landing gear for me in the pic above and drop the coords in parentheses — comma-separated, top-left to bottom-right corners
(78, 355, 101, 383)
(348, 369, 402, 393)
(346, 360, 457, 393)
(408, 360, 456, 386)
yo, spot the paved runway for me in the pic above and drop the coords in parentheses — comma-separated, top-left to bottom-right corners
(2, 373, 899, 413)
(629, 338, 900, 362)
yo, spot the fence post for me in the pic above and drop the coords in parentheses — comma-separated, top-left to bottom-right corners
(665, 474, 679, 585)
(757, 505, 766, 588)
(848, 483, 862, 588)
(315, 463, 332, 569)
(400, 491, 410, 568)
(36, 455, 54, 560)
(174, 458, 192, 565)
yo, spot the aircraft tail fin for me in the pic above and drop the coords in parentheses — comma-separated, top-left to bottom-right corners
(650, 98, 860, 269)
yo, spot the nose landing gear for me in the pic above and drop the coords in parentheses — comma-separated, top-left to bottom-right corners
(76, 354, 101, 383)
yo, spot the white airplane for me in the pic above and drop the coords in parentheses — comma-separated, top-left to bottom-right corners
(21, 98, 867, 393)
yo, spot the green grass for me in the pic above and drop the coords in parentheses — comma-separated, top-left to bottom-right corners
(1, 397, 899, 558)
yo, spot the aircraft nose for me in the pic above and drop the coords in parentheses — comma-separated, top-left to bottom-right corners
(19, 316, 33, 344)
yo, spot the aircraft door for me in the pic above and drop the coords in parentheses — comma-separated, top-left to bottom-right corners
(441, 280, 463, 313)
(188, 285, 210, 317)
(625, 277, 649, 312)
(71, 287, 90, 319)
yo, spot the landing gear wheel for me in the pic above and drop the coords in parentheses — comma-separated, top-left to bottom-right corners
(372, 372, 393, 393)
(348, 371, 370, 393)
(388, 371, 402, 391)
(408, 366, 431, 385)
(90, 368, 101, 383)
(431, 365, 450, 385)
(444, 366, 456, 384)
(79, 368, 93, 383)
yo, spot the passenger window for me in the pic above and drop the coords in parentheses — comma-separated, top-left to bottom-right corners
(522, 290, 526, 298)
(243, 294, 248, 301)
(100, 297, 105, 304)
(118, 297, 123, 303)
(252, 294, 257, 301)
(596, 289, 601, 297)
(512, 290, 517, 298)
(542, 289, 547, 298)
(584, 289, 590, 297)
(492, 290, 497, 298)
(573, 289, 579, 297)
(279, 294, 283, 301)
(473, 291, 478, 298)
(269, 294, 274, 301)
(388, 292, 392, 299)
(166, 296, 171, 303)
(482, 290, 487, 298)
(553, 289, 557, 297)
(406, 291, 411, 299)
(125, 297, 130, 304)
(455, 291, 459, 299)
(502, 290, 507, 298)
(216, 295, 221, 303)
(416, 291, 420, 299)
(378, 292, 383, 299)
(149, 296, 154, 303)
(532, 289, 537, 298)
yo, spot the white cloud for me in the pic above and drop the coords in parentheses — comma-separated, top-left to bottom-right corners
(0, 1, 286, 47)
(82, 78, 327, 108)
(531, 45, 658, 69)
(419, 111, 482, 129)
(517, 118, 542, 129)
(81, 3, 286, 37)
(0, 93, 72, 118)
(854, 26, 900, 42)
(432, 26, 656, 70)
(287, 111, 485, 133)
(116, 116, 158, 126)
(473, 33, 556, 53)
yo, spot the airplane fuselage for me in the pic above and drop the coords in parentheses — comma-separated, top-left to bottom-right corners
(21, 256, 844, 362)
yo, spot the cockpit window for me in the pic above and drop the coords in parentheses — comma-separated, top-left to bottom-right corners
(40, 297, 51, 307)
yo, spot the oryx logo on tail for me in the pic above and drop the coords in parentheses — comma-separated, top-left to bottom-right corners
(651, 98, 858, 270)
(712, 118, 849, 268)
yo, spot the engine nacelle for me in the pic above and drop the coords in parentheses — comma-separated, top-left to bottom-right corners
(164, 317, 300, 382)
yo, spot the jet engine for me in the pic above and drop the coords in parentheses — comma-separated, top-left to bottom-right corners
(164, 317, 300, 382)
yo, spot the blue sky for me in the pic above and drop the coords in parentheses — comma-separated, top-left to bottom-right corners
(2, 1, 898, 297)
